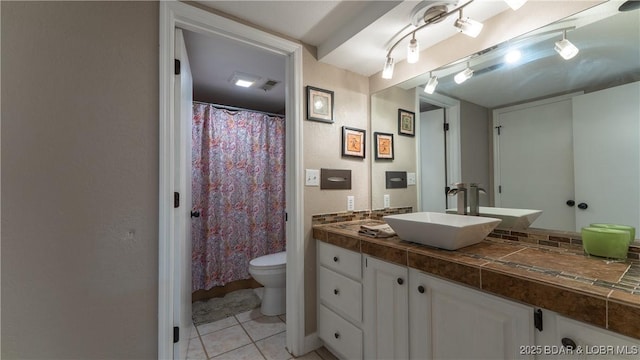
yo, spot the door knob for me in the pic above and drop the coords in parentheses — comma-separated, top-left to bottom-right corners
(191, 210, 201, 218)
(418, 285, 425, 294)
(397, 278, 404, 285)
(577, 202, 588, 210)
(566, 200, 575, 207)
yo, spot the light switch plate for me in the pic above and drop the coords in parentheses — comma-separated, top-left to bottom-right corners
(305, 169, 319, 186)
(407, 172, 416, 185)
(384, 194, 390, 208)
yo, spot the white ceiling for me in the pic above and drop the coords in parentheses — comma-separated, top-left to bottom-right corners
(185, 0, 639, 113)
(186, 0, 509, 113)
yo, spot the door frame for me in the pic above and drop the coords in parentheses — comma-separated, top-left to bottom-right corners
(417, 91, 461, 210)
(158, 2, 304, 358)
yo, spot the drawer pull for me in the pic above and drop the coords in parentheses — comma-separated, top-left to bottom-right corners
(334, 332, 340, 339)
(418, 285, 425, 293)
(333, 256, 339, 262)
(333, 289, 339, 295)
(397, 277, 404, 285)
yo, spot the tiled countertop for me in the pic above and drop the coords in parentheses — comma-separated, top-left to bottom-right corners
(313, 220, 640, 340)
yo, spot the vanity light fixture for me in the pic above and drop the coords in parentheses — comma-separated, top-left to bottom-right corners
(380, 0, 525, 79)
(407, 33, 419, 64)
(424, 72, 438, 94)
(554, 30, 579, 60)
(504, 0, 527, 10)
(454, 63, 474, 84)
(382, 56, 395, 79)
(454, 9, 484, 38)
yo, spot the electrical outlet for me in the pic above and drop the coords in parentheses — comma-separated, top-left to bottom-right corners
(407, 172, 416, 185)
(347, 196, 355, 211)
(305, 169, 319, 186)
(384, 194, 390, 208)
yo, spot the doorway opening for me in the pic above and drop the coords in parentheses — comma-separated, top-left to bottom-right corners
(417, 92, 461, 213)
(159, 2, 305, 359)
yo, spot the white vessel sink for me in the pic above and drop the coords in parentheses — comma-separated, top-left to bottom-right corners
(446, 207, 542, 230)
(383, 212, 501, 250)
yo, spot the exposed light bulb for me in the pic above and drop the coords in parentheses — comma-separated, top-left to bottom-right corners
(407, 37, 419, 64)
(504, 0, 527, 10)
(504, 49, 522, 64)
(424, 74, 438, 94)
(382, 56, 395, 79)
(454, 67, 473, 84)
(454, 17, 483, 38)
(554, 37, 579, 60)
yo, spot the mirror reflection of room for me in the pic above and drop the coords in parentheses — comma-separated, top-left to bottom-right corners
(371, 1, 639, 234)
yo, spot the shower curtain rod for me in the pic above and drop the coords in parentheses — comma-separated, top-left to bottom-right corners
(193, 101, 284, 118)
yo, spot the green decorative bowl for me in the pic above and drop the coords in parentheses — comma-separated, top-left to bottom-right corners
(581, 227, 630, 260)
(589, 223, 635, 245)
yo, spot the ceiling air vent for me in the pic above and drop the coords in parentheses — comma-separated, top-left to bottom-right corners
(260, 79, 280, 92)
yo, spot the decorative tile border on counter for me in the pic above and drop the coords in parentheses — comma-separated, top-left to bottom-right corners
(311, 207, 413, 226)
(489, 227, 640, 261)
(369, 207, 413, 220)
(311, 210, 370, 225)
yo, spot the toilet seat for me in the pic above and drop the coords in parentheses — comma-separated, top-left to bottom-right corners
(249, 251, 286, 270)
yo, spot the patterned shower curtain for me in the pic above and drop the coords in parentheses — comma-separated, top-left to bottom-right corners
(191, 103, 286, 291)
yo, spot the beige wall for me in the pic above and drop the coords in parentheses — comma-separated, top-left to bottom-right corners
(302, 47, 370, 334)
(370, 87, 418, 211)
(2, 2, 158, 358)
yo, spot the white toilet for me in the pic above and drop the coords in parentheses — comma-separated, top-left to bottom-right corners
(249, 251, 286, 316)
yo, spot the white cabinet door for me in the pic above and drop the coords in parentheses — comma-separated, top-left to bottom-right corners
(409, 269, 534, 359)
(363, 256, 409, 360)
(536, 310, 640, 360)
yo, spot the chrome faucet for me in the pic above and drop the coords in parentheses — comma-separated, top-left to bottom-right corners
(447, 183, 467, 215)
(468, 183, 486, 216)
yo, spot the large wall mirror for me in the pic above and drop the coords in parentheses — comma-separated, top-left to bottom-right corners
(371, 1, 639, 236)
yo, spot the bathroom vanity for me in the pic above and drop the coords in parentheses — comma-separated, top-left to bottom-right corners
(314, 220, 640, 359)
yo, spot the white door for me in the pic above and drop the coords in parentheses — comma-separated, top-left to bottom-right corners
(494, 96, 575, 231)
(420, 109, 447, 212)
(174, 28, 194, 359)
(572, 82, 640, 231)
(409, 269, 534, 359)
(363, 256, 409, 360)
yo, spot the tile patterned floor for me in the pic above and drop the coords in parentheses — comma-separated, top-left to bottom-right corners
(187, 309, 338, 360)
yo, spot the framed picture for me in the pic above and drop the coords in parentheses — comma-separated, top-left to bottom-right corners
(374, 132, 394, 160)
(342, 126, 366, 158)
(398, 108, 416, 136)
(306, 86, 334, 123)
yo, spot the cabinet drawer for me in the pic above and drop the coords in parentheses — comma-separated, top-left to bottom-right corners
(319, 266, 362, 323)
(319, 304, 363, 360)
(318, 241, 361, 280)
